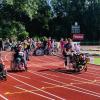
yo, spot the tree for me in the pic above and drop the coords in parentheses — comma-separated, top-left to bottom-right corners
(27, 0, 52, 37)
(0, 0, 99, 41)
(50, 0, 100, 41)
(2, 0, 38, 19)
(0, 20, 28, 40)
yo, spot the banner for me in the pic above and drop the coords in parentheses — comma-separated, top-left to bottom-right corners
(73, 34, 84, 40)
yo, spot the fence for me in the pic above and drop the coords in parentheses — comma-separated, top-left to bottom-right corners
(80, 41, 100, 46)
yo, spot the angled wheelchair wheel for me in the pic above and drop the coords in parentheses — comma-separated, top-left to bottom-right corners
(77, 65, 87, 72)
(3, 74, 7, 81)
(35, 49, 44, 56)
(78, 65, 84, 71)
(0, 70, 7, 81)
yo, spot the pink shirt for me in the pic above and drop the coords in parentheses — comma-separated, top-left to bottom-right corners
(60, 41, 64, 48)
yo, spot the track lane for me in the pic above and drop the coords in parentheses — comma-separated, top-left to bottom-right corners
(0, 51, 100, 100)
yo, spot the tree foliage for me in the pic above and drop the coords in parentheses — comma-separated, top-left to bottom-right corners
(0, 0, 100, 41)
(2, 0, 38, 19)
(50, 0, 100, 41)
(0, 20, 28, 39)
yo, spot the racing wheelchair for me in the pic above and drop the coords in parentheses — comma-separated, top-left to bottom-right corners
(33, 48, 44, 56)
(11, 51, 27, 71)
(71, 53, 89, 72)
(33, 42, 50, 56)
(64, 52, 89, 72)
(12, 57, 27, 71)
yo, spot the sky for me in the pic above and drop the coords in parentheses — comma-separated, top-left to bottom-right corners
(0, 0, 3, 4)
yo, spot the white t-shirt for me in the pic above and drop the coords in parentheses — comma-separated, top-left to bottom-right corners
(18, 51, 24, 57)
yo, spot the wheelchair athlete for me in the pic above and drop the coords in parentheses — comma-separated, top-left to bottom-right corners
(13, 45, 27, 71)
(63, 39, 88, 72)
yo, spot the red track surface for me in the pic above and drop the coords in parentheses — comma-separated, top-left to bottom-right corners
(0, 51, 100, 100)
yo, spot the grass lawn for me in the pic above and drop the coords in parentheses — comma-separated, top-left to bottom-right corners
(94, 57, 100, 65)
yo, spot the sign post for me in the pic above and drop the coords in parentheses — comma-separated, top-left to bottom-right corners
(71, 22, 80, 34)
(71, 22, 84, 40)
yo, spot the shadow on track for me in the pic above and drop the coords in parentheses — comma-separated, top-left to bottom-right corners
(7, 69, 26, 73)
(38, 67, 81, 74)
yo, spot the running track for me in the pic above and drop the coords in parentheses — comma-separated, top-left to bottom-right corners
(0, 51, 100, 100)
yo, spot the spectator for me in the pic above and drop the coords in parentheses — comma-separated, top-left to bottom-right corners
(60, 38, 64, 53)
(0, 38, 3, 51)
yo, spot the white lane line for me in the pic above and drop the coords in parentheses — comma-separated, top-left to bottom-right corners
(39, 72, 100, 86)
(29, 71, 100, 98)
(28, 68, 100, 86)
(6, 55, 99, 81)
(42, 81, 100, 98)
(8, 73, 31, 79)
(4, 53, 100, 97)
(30, 58, 100, 72)
(8, 74, 65, 100)
(28, 63, 100, 89)
(81, 71, 100, 78)
(0, 94, 8, 100)
(14, 86, 54, 100)
(40, 55, 100, 70)
(29, 63, 100, 86)
(30, 65, 100, 81)
(29, 60, 99, 85)
(34, 71, 100, 86)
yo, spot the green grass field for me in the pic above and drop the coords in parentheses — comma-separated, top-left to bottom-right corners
(94, 57, 100, 65)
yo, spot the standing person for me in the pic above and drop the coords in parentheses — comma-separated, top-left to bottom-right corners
(51, 39, 55, 55)
(47, 37, 52, 55)
(4, 38, 11, 51)
(42, 37, 47, 49)
(77, 43, 81, 53)
(64, 38, 68, 45)
(23, 40, 30, 61)
(0, 38, 3, 51)
(48, 37, 52, 49)
(74, 43, 81, 53)
(63, 38, 73, 69)
(42, 37, 48, 54)
(51, 39, 58, 55)
(30, 38, 34, 49)
(60, 38, 65, 54)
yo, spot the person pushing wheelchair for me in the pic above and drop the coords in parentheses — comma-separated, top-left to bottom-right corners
(63, 38, 74, 69)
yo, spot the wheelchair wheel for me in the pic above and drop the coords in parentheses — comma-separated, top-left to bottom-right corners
(0, 71, 7, 80)
(76, 64, 87, 72)
(44, 49, 49, 55)
(3, 73, 7, 81)
(35, 49, 44, 56)
(78, 65, 84, 72)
